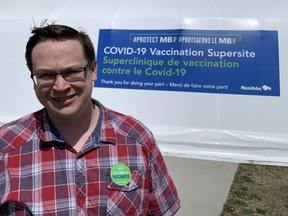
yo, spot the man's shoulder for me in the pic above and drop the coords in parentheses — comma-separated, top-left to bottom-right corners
(101, 104, 154, 143)
(0, 110, 42, 153)
(0, 111, 40, 130)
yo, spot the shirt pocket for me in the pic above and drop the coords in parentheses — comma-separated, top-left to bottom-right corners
(107, 170, 148, 216)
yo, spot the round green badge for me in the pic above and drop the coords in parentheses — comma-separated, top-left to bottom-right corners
(110, 163, 131, 186)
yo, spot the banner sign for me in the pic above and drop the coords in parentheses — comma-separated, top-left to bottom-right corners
(95, 29, 280, 96)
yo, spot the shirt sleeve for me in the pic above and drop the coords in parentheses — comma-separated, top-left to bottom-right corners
(0, 154, 9, 204)
(147, 140, 180, 216)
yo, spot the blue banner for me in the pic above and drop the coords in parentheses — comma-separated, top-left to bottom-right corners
(95, 29, 280, 96)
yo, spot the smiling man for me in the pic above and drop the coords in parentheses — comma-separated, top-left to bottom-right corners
(0, 21, 180, 215)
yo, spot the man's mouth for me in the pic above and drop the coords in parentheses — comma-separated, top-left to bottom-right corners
(53, 95, 75, 102)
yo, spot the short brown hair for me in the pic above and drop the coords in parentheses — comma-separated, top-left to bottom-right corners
(25, 20, 96, 72)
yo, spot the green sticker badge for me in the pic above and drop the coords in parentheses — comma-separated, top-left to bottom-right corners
(110, 163, 131, 186)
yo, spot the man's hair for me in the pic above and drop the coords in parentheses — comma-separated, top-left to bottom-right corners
(25, 20, 96, 72)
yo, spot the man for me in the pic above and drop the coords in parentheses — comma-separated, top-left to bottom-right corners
(0, 22, 180, 215)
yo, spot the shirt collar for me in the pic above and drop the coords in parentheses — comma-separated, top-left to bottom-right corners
(38, 109, 64, 143)
(93, 99, 117, 145)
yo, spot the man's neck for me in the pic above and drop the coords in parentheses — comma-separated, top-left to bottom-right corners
(49, 103, 100, 152)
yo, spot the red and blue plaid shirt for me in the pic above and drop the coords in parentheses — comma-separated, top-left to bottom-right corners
(0, 100, 180, 215)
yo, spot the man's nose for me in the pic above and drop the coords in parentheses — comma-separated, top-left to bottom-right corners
(52, 74, 70, 90)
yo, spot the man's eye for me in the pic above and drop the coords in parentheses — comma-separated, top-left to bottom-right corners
(63, 70, 82, 77)
(36, 73, 54, 80)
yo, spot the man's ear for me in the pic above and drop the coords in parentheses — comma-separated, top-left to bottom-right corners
(90, 60, 97, 81)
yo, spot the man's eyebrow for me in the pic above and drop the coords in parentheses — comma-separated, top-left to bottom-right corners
(34, 69, 54, 74)
(35, 66, 81, 73)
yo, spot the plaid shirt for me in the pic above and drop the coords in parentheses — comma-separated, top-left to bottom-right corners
(0, 100, 180, 216)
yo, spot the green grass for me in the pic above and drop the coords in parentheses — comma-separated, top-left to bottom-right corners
(220, 163, 288, 216)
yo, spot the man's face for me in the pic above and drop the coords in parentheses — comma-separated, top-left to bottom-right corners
(31, 39, 97, 121)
